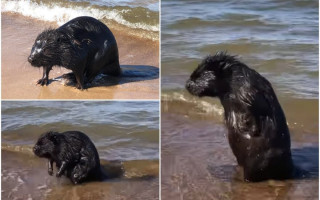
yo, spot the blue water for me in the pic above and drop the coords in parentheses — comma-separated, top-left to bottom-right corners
(72, 0, 159, 11)
(162, 0, 318, 99)
(2, 101, 159, 161)
(69, 0, 159, 11)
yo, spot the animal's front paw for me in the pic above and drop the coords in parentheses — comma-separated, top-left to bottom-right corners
(48, 170, 53, 176)
(37, 78, 49, 86)
(76, 83, 84, 90)
(56, 173, 62, 178)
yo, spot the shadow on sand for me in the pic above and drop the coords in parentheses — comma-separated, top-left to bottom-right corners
(48, 65, 159, 88)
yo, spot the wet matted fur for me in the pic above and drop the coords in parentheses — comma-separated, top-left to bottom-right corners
(186, 52, 294, 182)
(28, 16, 121, 89)
(33, 131, 101, 184)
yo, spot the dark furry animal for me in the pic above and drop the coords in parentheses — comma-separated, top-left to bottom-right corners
(33, 131, 101, 184)
(28, 16, 121, 89)
(186, 52, 294, 182)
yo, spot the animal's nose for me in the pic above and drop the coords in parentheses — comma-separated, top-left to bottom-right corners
(33, 145, 39, 152)
(185, 80, 191, 90)
(28, 56, 33, 63)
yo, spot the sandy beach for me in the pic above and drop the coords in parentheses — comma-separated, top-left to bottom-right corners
(1, 13, 159, 99)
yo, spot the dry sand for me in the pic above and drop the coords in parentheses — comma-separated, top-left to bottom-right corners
(1, 13, 159, 99)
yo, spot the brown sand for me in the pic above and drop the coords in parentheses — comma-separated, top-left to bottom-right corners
(1, 13, 159, 99)
(2, 150, 159, 200)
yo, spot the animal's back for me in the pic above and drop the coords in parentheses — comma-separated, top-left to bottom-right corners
(58, 16, 116, 44)
(62, 131, 100, 157)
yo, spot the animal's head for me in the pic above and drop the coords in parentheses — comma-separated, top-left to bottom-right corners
(33, 131, 60, 158)
(28, 29, 68, 67)
(186, 51, 239, 97)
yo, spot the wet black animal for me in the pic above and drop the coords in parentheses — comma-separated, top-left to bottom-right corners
(186, 52, 294, 182)
(33, 131, 101, 184)
(28, 16, 121, 89)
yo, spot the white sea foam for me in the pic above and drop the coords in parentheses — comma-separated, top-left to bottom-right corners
(1, 0, 159, 32)
(162, 92, 224, 118)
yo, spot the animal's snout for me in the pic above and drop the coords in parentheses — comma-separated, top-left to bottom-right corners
(185, 79, 193, 91)
(33, 145, 40, 152)
(28, 55, 33, 63)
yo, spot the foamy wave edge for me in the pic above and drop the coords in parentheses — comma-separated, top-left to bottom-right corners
(1, 1, 159, 32)
(2, 143, 34, 155)
(162, 91, 224, 118)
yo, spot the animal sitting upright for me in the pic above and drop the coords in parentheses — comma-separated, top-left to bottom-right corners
(186, 51, 294, 182)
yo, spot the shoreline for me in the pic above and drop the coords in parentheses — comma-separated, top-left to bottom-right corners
(1, 0, 160, 41)
(2, 150, 159, 200)
(1, 12, 159, 99)
(161, 90, 319, 135)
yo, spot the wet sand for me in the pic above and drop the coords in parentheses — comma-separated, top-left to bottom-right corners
(1, 13, 159, 99)
(161, 113, 318, 200)
(2, 150, 159, 200)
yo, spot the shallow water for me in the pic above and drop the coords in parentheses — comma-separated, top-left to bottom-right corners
(2, 101, 159, 161)
(162, 0, 318, 98)
(2, 150, 159, 200)
(161, 113, 318, 200)
(161, 0, 319, 143)
(2, 101, 159, 200)
(161, 0, 318, 199)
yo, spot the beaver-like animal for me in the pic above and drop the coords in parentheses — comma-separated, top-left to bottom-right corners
(28, 16, 121, 89)
(186, 52, 294, 182)
(33, 131, 101, 184)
